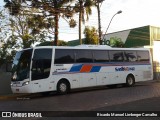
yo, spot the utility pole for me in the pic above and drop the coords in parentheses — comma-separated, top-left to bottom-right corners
(102, 10, 122, 42)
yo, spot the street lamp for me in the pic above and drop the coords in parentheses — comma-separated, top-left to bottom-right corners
(102, 10, 122, 43)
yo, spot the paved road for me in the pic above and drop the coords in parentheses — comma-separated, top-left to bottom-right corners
(0, 80, 160, 119)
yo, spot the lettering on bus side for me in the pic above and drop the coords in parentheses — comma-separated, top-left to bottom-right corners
(115, 67, 135, 72)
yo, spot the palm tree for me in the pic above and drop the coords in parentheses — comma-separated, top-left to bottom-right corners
(74, 0, 94, 44)
(94, 0, 104, 45)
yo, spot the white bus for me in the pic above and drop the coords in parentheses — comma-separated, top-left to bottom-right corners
(11, 45, 153, 94)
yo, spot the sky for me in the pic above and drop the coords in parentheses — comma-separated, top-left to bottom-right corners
(1, 0, 160, 41)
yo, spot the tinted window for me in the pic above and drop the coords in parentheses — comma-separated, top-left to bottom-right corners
(93, 50, 109, 62)
(12, 49, 32, 81)
(124, 51, 137, 62)
(31, 49, 52, 80)
(55, 49, 74, 64)
(76, 50, 93, 63)
(109, 50, 124, 62)
(137, 51, 149, 62)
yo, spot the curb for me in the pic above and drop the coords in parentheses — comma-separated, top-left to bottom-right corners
(0, 94, 32, 100)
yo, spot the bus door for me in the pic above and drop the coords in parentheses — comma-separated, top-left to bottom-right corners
(31, 48, 53, 93)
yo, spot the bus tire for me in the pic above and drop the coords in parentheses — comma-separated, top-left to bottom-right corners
(126, 74, 135, 87)
(57, 80, 70, 95)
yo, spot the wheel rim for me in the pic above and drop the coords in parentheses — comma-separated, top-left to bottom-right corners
(59, 83, 67, 93)
(127, 77, 133, 85)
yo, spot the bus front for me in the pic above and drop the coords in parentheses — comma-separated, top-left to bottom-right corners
(11, 49, 33, 93)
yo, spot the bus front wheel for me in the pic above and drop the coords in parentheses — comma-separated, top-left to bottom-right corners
(57, 80, 70, 95)
(126, 75, 135, 87)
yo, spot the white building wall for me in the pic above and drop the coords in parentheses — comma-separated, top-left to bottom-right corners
(103, 30, 131, 43)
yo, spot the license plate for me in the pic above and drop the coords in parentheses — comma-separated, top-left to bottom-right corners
(13, 81, 20, 84)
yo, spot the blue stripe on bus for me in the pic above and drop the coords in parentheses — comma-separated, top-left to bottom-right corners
(90, 66, 101, 72)
(69, 64, 83, 72)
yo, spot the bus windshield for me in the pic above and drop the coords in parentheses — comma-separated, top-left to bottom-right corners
(11, 49, 33, 81)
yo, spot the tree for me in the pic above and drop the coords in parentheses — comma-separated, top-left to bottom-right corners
(0, 9, 16, 64)
(4, 0, 75, 46)
(94, 0, 104, 45)
(30, 0, 75, 46)
(110, 37, 124, 47)
(74, 0, 94, 44)
(83, 26, 98, 44)
(4, 0, 54, 48)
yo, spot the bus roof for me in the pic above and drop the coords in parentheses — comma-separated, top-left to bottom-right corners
(21, 45, 150, 51)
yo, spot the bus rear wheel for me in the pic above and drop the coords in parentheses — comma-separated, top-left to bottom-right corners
(57, 80, 70, 95)
(126, 75, 135, 87)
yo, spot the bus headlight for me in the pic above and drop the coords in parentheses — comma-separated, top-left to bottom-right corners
(22, 81, 30, 86)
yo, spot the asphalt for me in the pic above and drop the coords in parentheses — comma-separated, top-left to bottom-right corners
(94, 96, 160, 111)
(37, 96, 160, 120)
(1, 81, 160, 120)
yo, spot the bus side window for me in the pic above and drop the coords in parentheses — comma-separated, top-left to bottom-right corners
(93, 50, 109, 62)
(109, 51, 124, 62)
(54, 49, 74, 64)
(124, 51, 137, 62)
(75, 50, 93, 63)
(31, 49, 52, 80)
(137, 51, 149, 62)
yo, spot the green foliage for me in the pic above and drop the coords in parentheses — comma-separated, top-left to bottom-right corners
(58, 40, 68, 46)
(69, 18, 77, 28)
(0, 35, 18, 64)
(8, 14, 48, 49)
(74, 0, 94, 44)
(110, 37, 124, 47)
(0, 9, 15, 63)
(28, 0, 76, 45)
(4, 0, 21, 16)
(74, 0, 94, 22)
(83, 26, 98, 44)
(37, 40, 67, 46)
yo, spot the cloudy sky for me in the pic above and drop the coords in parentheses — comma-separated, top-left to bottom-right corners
(1, 0, 160, 41)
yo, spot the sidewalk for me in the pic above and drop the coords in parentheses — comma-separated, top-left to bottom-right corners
(0, 93, 31, 100)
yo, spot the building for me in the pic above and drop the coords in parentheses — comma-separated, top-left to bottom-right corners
(103, 25, 160, 47)
(103, 25, 160, 79)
